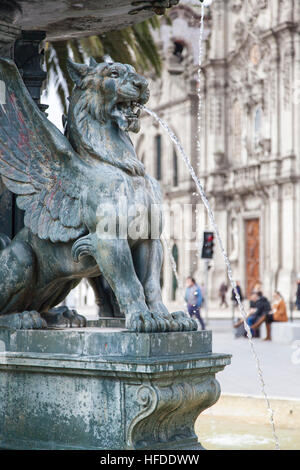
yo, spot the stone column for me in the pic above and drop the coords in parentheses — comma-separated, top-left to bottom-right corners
(278, 26, 296, 177)
(267, 185, 281, 294)
(278, 182, 296, 302)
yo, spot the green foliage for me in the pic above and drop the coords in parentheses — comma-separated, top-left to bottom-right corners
(45, 18, 162, 113)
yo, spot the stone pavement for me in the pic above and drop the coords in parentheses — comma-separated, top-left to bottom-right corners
(208, 319, 300, 399)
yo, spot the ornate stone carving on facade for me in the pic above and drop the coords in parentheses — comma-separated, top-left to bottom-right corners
(282, 182, 294, 199)
(278, 0, 294, 23)
(214, 151, 228, 170)
(168, 4, 202, 28)
(234, 19, 246, 44)
(247, 0, 268, 26)
(268, 184, 281, 201)
(261, 138, 271, 160)
(230, 0, 243, 14)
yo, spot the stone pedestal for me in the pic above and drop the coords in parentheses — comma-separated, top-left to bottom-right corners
(0, 328, 230, 450)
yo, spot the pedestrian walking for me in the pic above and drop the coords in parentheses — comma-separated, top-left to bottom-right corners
(219, 282, 228, 308)
(185, 277, 205, 330)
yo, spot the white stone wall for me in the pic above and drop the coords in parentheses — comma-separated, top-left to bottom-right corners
(202, 0, 300, 303)
(136, 0, 300, 307)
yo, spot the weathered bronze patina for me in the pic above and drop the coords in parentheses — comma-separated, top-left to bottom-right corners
(0, 58, 197, 332)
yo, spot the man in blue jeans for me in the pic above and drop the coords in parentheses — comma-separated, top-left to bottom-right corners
(185, 277, 205, 330)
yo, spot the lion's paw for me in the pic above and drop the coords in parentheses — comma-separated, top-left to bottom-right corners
(21, 311, 48, 329)
(126, 310, 158, 333)
(0, 311, 47, 330)
(170, 311, 198, 332)
(125, 309, 197, 333)
(42, 307, 87, 328)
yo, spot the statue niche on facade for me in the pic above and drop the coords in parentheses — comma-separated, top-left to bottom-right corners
(0, 58, 197, 333)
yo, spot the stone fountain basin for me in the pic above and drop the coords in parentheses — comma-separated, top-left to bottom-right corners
(0, 327, 231, 450)
(12, 0, 159, 41)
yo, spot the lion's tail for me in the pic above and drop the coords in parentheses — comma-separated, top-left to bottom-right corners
(0, 233, 11, 251)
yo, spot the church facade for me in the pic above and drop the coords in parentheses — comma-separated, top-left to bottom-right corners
(136, 0, 300, 307)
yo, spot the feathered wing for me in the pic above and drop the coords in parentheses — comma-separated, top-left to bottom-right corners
(0, 58, 86, 243)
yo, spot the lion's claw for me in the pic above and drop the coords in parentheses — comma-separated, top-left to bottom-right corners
(126, 310, 156, 332)
(42, 307, 87, 328)
(0, 311, 47, 330)
(171, 311, 197, 331)
(126, 308, 197, 333)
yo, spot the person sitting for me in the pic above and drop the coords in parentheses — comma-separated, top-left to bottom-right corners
(234, 291, 271, 337)
(251, 291, 288, 341)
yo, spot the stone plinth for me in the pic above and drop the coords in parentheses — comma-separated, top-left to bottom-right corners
(0, 328, 230, 450)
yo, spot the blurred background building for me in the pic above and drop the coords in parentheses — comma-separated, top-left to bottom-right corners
(136, 0, 300, 311)
(44, 0, 300, 315)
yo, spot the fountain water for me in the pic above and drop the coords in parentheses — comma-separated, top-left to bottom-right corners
(197, 0, 205, 170)
(142, 104, 280, 450)
(144, 0, 280, 450)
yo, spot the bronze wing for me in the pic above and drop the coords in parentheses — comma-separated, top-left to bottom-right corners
(0, 58, 86, 243)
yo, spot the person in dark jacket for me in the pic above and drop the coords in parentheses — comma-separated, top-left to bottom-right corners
(231, 281, 243, 304)
(234, 291, 271, 337)
(247, 291, 271, 335)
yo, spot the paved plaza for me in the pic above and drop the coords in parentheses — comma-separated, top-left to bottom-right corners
(209, 319, 300, 399)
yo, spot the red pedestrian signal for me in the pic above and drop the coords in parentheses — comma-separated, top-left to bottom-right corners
(201, 231, 214, 259)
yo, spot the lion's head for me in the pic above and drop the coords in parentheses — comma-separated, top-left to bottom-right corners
(67, 58, 149, 133)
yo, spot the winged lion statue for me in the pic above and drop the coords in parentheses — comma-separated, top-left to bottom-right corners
(0, 57, 197, 332)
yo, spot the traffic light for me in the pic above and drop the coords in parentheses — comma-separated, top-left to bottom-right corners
(201, 231, 214, 259)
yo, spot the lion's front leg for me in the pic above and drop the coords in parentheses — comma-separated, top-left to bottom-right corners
(132, 239, 197, 332)
(73, 234, 160, 332)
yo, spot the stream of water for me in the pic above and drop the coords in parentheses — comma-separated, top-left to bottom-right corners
(142, 103, 280, 450)
(140, 0, 280, 449)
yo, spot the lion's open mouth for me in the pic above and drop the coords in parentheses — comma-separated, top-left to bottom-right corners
(116, 100, 141, 118)
(111, 99, 141, 132)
